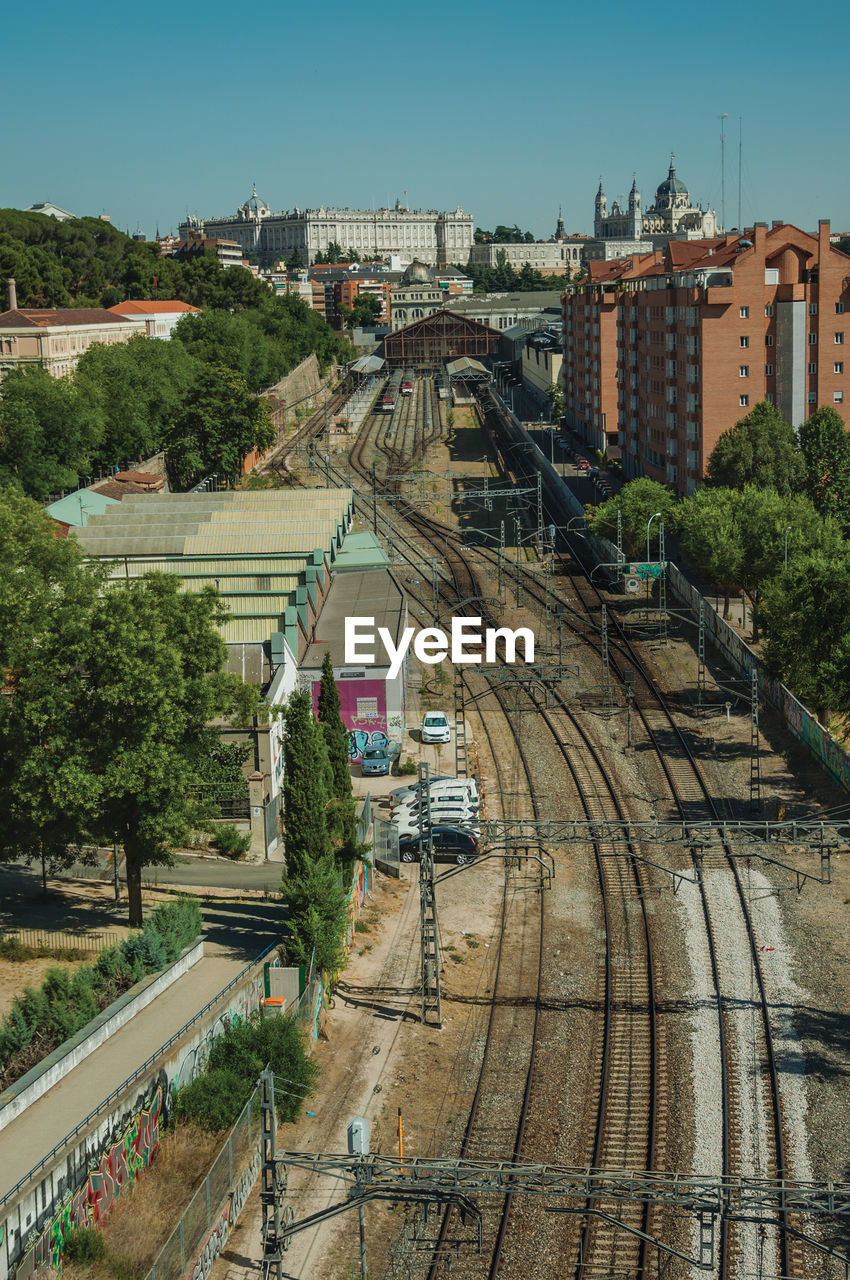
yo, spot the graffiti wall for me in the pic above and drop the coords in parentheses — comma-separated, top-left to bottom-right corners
(14, 1088, 162, 1279)
(3, 958, 269, 1280)
(309, 678, 388, 761)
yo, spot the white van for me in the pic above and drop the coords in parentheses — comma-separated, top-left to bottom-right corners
(391, 777, 480, 810)
(394, 798, 480, 827)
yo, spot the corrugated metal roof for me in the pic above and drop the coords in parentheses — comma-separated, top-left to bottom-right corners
(47, 490, 121, 526)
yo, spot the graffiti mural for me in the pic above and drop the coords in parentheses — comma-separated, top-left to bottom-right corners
(15, 1087, 162, 1279)
(348, 728, 389, 763)
(184, 1154, 260, 1280)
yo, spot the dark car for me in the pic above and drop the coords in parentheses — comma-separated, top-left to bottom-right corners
(398, 825, 481, 865)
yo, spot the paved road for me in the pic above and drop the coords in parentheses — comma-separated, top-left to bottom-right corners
(0, 950, 251, 1203)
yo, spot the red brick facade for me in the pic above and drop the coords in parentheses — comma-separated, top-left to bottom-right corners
(561, 221, 850, 494)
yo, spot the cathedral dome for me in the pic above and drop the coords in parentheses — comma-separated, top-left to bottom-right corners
(402, 259, 433, 284)
(239, 185, 270, 218)
(655, 157, 688, 200)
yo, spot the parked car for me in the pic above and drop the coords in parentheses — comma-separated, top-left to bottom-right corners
(395, 813, 482, 841)
(395, 801, 481, 831)
(361, 745, 390, 776)
(557, 439, 571, 450)
(420, 711, 451, 744)
(398, 825, 482, 864)
(391, 777, 480, 810)
(576, 459, 591, 471)
(397, 791, 480, 817)
(388, 776, 456, 806)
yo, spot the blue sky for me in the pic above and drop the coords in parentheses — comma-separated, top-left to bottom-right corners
(5, 0, 847, 241)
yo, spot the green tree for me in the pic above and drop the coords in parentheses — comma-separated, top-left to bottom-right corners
(282, 691, 331, 880)
(317, 652, 358, 870)
(545, 382, 564, 424)
(678, 487, 745, 619)
(2, 570, 250, 926)
(760, 550, 850, 722)
(164, 363, 274, 489)
(281, 852, 348, 974)
(586, 477, 678, 560)
(75, 334, 200, 467)
(0, 366, 104, 499)
(707, 401, 804, 493)
(799, 405, 850, 524)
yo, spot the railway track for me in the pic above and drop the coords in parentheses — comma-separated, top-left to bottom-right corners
(318, 381, 808, 1277)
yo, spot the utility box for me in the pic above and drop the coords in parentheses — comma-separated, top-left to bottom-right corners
(347, 1116, 370, 1155)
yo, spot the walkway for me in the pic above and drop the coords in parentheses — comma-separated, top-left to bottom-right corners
(0, 949, 249, 1203)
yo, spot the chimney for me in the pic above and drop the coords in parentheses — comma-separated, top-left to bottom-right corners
(7, 278, 17, 310)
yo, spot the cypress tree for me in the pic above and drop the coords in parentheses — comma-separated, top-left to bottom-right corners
(317, 651, 352, 800)
(282, 690, 331, 880)
(316, 651, 359, 872)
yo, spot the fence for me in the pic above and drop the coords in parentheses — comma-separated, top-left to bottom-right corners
(373, 816, 400, 878)
(0, 929, 119, 955)
(145, 1084, 262, 1280)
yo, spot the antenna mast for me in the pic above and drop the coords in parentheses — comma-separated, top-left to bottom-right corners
(718, 112, 728, 230)
(737, 117, 743, 230)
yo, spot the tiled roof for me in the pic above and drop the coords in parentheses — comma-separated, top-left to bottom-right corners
(108, 300, 200, 315)
(0, 308, 136, 329)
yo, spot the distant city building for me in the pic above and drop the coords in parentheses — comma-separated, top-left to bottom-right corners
(584, 157, 720, 262)
(108, 300, 200, 337)
(171, 234, 246, 269)
(469, 221, 588, 275)
(561, 220, 850, 494)
(0, 292, 146, 380)
(444, 290, 564, 333)
(26, 202, 76, 221)
(179, 187, 474, 267)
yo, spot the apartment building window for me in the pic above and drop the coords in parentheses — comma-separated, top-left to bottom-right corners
(835, 391, 845, 404)
(835, 362, 844, 374)
(765, 334, 774, 347)
(765, 364, 774, 376)
(808, 362, 817, 375)
(808, 391, 817, 404)
(765, 304, 774, 317)
(836, 333, 845, 344)
(739, 306, 749, 318)
(809, 333, 817, 345)
(740, 336, 749, 348)
(836, 302, 845, 314)
(739, 366, 749, 377)
(739, 395, 749, 407)
(809, 302, 818, 315)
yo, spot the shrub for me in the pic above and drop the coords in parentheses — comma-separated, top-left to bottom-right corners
(207, 1015, 318, 1123)
(63, 1226, 107, 1263)
(0, 896, 203, 1088)
(396, 758, 418, 776)
(171, 1068, 252, 1131)
(213, 824, 252, 860)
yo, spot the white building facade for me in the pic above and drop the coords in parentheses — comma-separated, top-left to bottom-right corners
(179, 188, 474, 267)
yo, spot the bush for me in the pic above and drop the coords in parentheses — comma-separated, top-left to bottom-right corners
(0, 896, 204, 1088)
(63, 1226, 107, 1263)
(208, 1015, 318, 1123)
(171, 1068, 252, 1131)
(396, 758, 418, 776)
(213, 824, 252, 860)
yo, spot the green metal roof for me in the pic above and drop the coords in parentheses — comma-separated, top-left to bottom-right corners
(47, 489, 120, 527)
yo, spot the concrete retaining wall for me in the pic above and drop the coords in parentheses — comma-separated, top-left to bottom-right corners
(2, 952, 269, 1280)
(0, 941, 204, 1134)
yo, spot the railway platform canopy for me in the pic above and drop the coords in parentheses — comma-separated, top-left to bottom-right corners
(383, 309, 500, 370)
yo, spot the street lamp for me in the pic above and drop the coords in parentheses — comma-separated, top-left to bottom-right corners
(783, 523, 792, 570)
(646, 511, 662, 564)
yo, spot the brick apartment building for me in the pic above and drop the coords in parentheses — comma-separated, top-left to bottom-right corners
(562, 220, 850, 494)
